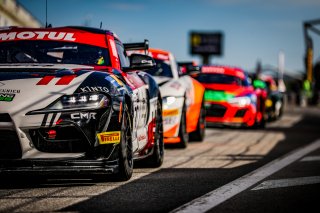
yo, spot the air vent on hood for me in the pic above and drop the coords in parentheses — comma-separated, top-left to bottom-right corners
(0, 113, 12, 122)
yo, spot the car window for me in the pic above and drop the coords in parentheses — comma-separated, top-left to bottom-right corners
(116, 42, 130, 68)
(145, 59, 173, 78)
(0, 40, 110, 66)
(196, 73, 244, 86)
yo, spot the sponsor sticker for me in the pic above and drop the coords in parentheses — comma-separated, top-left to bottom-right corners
(111, 75, 124, 86)
(0, 88, 20, 93)
(201, 66, 225, 74)
(0, 93, 15, 102)
(163, 109, 179, 117)
(70, 112, 96, 120)
(164, 117, 178, 125)
(105, 75, 124, 88)
(170, 82, 182, 90)
(138, 134, 147, 142)
(97, 131, 121, 144)
(80, 86, 109, 93)
(0, 31, 76, 41)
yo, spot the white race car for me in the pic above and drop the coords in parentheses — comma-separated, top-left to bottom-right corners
(0, 26, 164, 181)
(141, 48, 206, 147)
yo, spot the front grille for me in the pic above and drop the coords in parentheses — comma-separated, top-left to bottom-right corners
(29, 126, 91, 153)
(0, 113, 12, 122)
(206, 104, 227, 117)
(0, 130, 22, 159)
(234, 109, 247, 118)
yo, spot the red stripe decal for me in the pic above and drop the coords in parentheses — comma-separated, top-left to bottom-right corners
(37, 76, 55, 85)
(55, 75, 76, 85)
(56, 119, 63, 125)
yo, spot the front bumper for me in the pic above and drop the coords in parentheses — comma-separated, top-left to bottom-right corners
(205, 102, 256, 127)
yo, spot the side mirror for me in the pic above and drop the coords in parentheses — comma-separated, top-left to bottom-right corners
(179, 65, 201, 77)
(123, 53, 156, 71)
(185, 65, 201, 75)
(178, 61, 200, 76)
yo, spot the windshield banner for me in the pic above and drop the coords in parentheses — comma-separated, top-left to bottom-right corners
(0, 28, 107, 47)
(201, 66, 245, 79)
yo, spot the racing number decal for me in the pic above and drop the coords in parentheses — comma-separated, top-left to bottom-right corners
(97, 131, 121, 144)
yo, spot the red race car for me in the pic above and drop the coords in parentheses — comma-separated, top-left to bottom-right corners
(194, 65, 266, 128)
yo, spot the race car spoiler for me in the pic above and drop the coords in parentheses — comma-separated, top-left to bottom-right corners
(123, 39, 149, 54)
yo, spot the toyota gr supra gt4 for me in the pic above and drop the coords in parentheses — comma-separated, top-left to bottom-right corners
(129, 48, 205, 147)
(0, 26, 164, 181)
(195, 65, 265, 128)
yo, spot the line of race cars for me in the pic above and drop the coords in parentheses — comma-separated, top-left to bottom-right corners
(0, 26, 284, 181)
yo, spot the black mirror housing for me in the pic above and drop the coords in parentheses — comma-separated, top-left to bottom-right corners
(178, 61, 201, 76)
(185, 65, 201, 75)
(124, 53, 156, 71)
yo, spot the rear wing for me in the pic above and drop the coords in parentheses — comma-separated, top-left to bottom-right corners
(123, 39, 149, 54)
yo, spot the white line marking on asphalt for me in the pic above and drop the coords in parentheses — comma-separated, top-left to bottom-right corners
(252, 176, 320, 190)
(170, 139, 320, 213)
(300, 156, 320, 162)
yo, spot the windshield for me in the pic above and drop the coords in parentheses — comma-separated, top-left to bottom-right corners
(0, 41, 110, 66)
(145, 59, 173, 78)
(196, 73, 249, 86)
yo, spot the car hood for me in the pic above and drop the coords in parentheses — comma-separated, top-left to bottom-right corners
(152, 76, 186, 97)
(152, 76, 172, 86)
(0, 64, 93, 115)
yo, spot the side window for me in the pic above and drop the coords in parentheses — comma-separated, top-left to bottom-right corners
(116, 42, 130, 68)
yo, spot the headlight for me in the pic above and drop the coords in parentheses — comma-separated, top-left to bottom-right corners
(48, 93, 109, 110)
(228, 96, 251, 107)
(163, 96, 176, 106)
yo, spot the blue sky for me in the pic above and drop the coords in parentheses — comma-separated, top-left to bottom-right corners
(18, 0, 320, 75)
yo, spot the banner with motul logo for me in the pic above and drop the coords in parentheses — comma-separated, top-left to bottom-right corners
(0, 28, 107, 48)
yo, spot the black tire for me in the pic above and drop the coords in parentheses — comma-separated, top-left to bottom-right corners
(115, 105, 133, 181)
(189, 100, 206, 142)
(140, 97, 164, 167)
(177, 102, 189, 148)
(253, 116, 266, 129)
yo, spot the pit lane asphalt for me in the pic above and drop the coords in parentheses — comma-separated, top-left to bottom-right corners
(0, 105, 319, 213)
